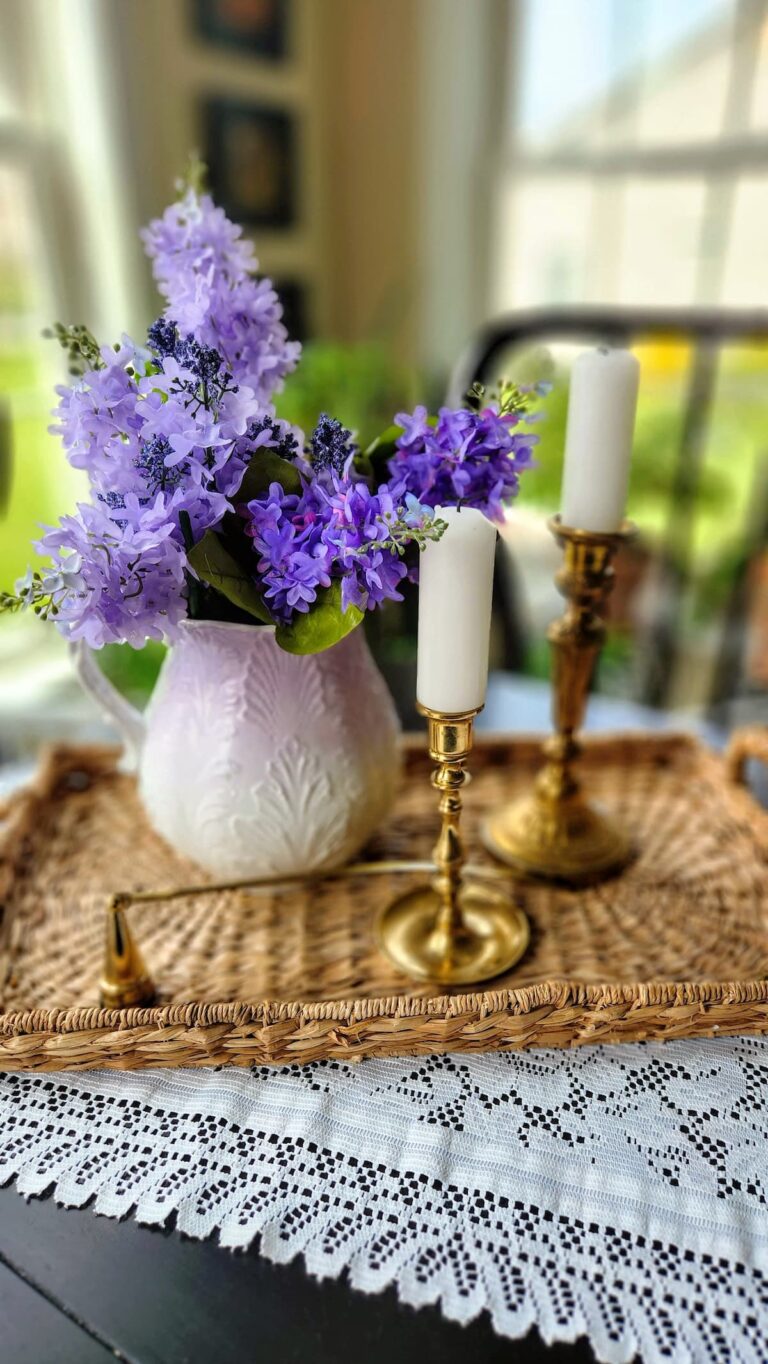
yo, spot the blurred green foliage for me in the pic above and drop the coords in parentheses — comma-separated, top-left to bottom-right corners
(0, 347, 83, 589)
(275, 340, 422, 444)
(99, 638, 166, 699)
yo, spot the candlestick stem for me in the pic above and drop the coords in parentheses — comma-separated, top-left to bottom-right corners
(430, 763, 465, 948)
(377, 707, 529, 984)
(422, 714, 475, 968)
(483, 517, 637, 884)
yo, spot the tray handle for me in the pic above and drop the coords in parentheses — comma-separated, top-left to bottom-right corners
(725, 726, 768, 786)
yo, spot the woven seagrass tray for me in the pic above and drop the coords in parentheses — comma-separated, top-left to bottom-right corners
(1, 729, 768, 1071)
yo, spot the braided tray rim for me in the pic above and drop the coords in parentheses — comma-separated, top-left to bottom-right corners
(1, 733, 767, 1070)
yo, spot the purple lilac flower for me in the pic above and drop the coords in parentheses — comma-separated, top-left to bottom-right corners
(29, 185, 309, 647)
(43, 310, 300, 645)
(321, 478, 409, 612)
(148, 317, 230, 389)
(50, 340, 147, 491)
(146, 317, 178, 358)
(245, 480, 332, 620)
(51, 329, 262, 541)
(244, 472, 437, 622)
(134, 436, 185, 492)
(388, 404, 537, 522)
(137, 351, 258, 472)
(395, 405, 431, 447)
(221, 411, 304, 507)
(141, 188, 300, 402)
(31, 499, 187, 648)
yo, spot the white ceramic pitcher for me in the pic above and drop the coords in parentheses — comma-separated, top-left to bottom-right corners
(73, 621, 401, 878)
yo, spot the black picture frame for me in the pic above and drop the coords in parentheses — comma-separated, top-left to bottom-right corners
(274, 280, 310, 343)
(192, 0, 289, 59)
(204, 98, 297, 229)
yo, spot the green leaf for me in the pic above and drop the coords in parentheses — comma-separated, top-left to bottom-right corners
(187, 530, 272, 624)
(363, 427, 402, 483)
(364, 423, 403, 457)
(235, 451, 303, 503)
(351, 451, 374, 484)
(275, 580, 364, 655)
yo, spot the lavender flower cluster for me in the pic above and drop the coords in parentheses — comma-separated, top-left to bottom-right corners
(22, 187, 301, 647)
(141, 189, 300, 402)
(245, 472, 433, 621)
(241, 397, 539, 625)
(388, 402, 538, 523)
(17, 498, 187, 648)
(10, 180, 540, 651)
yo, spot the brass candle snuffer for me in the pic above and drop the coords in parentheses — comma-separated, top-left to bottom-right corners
(483, 514, 637, 884)
(100, 851, 528, 1008)
(101, 892, 156, 1008)
(99, 862, 436, 1009)
(376, 704, 529, 985)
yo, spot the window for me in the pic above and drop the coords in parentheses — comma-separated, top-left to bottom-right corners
(491, 0, 768, 312)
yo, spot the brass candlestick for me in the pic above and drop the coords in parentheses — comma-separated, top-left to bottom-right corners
(377, 705, 529, 984)
(483, 516, 637, 885)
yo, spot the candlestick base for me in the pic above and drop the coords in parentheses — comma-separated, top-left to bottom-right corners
(483, 789, 632, 885)
(377, 879, 530, 985)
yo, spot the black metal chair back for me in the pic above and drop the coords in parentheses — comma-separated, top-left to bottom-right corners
(448, 308, 768, 716)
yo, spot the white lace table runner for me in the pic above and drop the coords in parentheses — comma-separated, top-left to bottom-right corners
(2, 1038, 767, 1364)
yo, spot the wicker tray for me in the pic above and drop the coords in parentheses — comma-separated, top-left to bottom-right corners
(1, 730, 768, 1071)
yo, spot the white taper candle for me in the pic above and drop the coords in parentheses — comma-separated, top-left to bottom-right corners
(560, 347, 640, 533)
(416, 506, 497, 714)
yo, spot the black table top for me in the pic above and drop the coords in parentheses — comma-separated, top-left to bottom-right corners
(0, 1184, 598, 1363)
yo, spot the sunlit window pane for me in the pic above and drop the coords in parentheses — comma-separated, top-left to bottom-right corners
(617, 179, 706, 306)
(0, 165, 42, 329)
(749, 12, 768, 128)
(492, 177, 593, 309)
(632, 18, 732, 146)
(491, 175, 709, 311)
(721, 178, 768, 306)
(513, 0, 616, 150)
(514, 0, 734, 151)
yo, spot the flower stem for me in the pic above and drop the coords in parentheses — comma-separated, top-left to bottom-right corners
(179, 510, 203, 619)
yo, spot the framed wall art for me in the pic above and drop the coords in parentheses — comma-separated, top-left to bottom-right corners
(204, 98, 297, 229)
(192, 0, 290, 60)
(274, 279, 309, 341)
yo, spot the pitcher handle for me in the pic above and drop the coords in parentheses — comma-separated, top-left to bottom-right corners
(70, 640, 146, 767)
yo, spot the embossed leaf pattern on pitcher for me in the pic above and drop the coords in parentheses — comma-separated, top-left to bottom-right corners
(76, 621, 401, 879)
